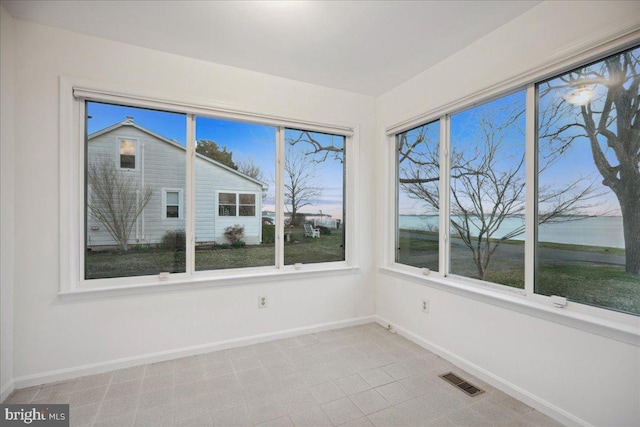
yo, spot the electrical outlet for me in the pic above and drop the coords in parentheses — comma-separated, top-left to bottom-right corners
(421, 299, 429, 313)
(259, 296, 268, 308)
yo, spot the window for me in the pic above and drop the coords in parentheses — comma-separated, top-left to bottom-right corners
(536, 46, 640, 315)
(65, 82, 352, 290)
(85, 102, 187, 280)
(283, 129, 345, 265)
(163, 190, 182, 219)
(391, 45, 639, 318)
(119, 138, 136, 169)
(396, 121, 440, 271)
(449, 91, 526, 288)
(218, 192, 237, 216)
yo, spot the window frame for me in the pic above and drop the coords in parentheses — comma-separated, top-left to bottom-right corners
(117, 137, 138, 170)
(162, 188, 183, 220)
(215, 191, 258, 218)
(59, 78, 358, 297)
(384, 35, 640, 340)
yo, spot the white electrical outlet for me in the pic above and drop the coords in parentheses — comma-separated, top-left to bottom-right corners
(421, 299, 429, 313)
(259, 296, 268, 308)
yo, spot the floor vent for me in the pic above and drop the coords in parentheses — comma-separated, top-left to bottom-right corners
(439, 372, 484, 397)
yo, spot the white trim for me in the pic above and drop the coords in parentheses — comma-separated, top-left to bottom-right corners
(374, 316, 591, 427)
(11, 315, 373, 389)
(1, 381, 14, 403)
(116, 136, 138, 170)
(162, 188, 183, 220)
(73, 86, 354, 137)
(524, 84, 536, 296)
(215, 190, 259, 218)
(378, 266, 640, 347)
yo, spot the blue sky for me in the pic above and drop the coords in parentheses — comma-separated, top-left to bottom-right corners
(87, 102, 345, 220)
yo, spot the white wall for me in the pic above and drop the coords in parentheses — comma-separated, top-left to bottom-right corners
(375, 2, 640, 426)
(0, 5, 16, 399)
(8, 17, 376, 383)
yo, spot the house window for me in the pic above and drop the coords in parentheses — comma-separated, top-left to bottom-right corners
(163, 190, 182, 219)
(66, 88, 352, 289)
(239, 194, 256, 216)
(119, 138, 136, 169)
(283, 129, 345, 265)
(391, 44, 639, 318)
(536, 46, 640, 315)
(218, 193, 237, 216)
(396, 120, 440, 271)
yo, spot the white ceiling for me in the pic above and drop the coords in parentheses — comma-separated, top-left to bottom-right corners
(1, 0, 541, 96)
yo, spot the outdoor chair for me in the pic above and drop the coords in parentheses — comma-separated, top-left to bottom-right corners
(304, 223, 321, 238)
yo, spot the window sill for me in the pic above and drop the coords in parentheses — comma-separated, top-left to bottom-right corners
(379, 266, 640, 347)
(59, 265, 359, 301)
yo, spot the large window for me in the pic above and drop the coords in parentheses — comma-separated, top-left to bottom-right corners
(396, 121, 440, 271)
(536, 46, 640, 315)
(283, 129, 346, 265)
(392, 45, 639, 317)
(72, 94, 351, 286)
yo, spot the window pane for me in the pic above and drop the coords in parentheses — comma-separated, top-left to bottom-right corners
(284, 129, 345, 265)
(166, 191, 179, 205)
(166, 205, 179, 218)
(449, 91, 526, 288)
(86, 102, 187, 279)
(536, 46, 640, 315)
(396, 121, 440, 271)
(195, 117, 275, 270)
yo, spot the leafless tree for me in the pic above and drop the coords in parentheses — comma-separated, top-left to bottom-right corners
(88, 156, 153, 251)
(284, 143, 322, 226)
(538, 47, 640, 275)
(399, 99, 599, 281)
(237, 158, 265, 182)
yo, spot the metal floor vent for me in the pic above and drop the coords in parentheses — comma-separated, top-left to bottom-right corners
(439, 372, 484, 397)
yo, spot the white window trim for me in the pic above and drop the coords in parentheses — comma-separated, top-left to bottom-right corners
(384, 33, 640, 345)
(162, 188, 183, 220)
(116, 137, 138, 170)
(215, 190, 259, 218)
(59, 77, 357, 296)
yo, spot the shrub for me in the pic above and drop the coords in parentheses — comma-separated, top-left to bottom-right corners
(219, 243, 229, 249)
(317, 225, 331, 235)
(160, 230, 186, 251)
(262, 224, 275, 243)
(232, 240, 246, 248)
(224, 224, 245, 244)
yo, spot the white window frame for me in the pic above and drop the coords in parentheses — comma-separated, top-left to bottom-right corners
(162, 188, 183, 220)
(117, 137, 138, 170)
(383, 35, 640, 346)
(59, 78, 358, 299)
(215, 191, 258, 218)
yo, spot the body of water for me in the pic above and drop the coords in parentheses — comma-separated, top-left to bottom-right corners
(399, 215, 625, 249)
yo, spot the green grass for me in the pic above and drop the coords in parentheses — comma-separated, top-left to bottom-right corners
(86, 228, 344, 278)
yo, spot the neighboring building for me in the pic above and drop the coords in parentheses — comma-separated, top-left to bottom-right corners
(87, 117, 266, 248)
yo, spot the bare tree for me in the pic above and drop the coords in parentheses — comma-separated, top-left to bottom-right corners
(284, 143, 322, 226)
(538, 48, 640, 275)
(399, 99, 598, 281)
(88, 156, 153, 251)
(237, 158, 264, 182)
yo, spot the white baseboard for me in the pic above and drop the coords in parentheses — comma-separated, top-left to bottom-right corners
(1, 380, 14, 403)
(12, 315, 375, 390)
(374, 315, 590, 427)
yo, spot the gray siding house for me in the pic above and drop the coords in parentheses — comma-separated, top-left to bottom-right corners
(87, 117, 265, 248)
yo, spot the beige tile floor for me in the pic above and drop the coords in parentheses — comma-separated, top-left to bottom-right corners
(4, 323, 563, 426)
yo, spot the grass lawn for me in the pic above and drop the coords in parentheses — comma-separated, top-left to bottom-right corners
(86, 229, 345, 279)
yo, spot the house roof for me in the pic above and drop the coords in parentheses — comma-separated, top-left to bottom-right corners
(88, 117, 268, 189)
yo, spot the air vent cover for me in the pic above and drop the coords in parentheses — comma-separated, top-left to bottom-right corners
(439, 372, 484, 397)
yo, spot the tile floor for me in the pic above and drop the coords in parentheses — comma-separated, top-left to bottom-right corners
(4, 323, 562, 426)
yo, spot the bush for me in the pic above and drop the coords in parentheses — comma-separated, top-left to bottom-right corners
(224, 224, 245, 244)
(317, 225, 332, 235)
(262, 224, 275, 243)
(160, 230, 186, 251)
(218, 243, 229, 249)
(232, 240, 246, 248)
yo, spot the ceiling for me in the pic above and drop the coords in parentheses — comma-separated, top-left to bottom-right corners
(1, 0, 541, 96)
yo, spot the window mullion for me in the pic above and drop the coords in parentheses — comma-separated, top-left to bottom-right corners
(275, 127, 285, 269)
(186, 114, 196, 276)
(440, 115, 451, 276)
(525, 84, 536, 296)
